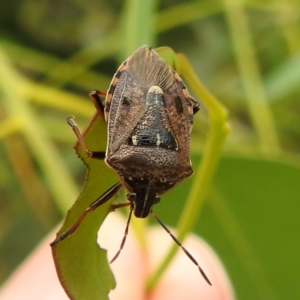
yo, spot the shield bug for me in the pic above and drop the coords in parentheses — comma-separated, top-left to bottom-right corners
(51, 46, 211, 285)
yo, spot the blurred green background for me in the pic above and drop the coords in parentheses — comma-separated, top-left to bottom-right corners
(0, 0, 300, 299)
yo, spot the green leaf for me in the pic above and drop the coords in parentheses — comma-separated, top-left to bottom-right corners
(51, 113, 119, 300)
(156, 154, 300, 299)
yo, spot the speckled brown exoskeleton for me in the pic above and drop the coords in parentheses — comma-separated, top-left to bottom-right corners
(51, 46, 211, 285)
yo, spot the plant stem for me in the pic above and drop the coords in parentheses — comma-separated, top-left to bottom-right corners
(118, 0, 159, 251)
(120, 0, 159, 58)
(146, 50, 229, 291)
(0, 48, 79, 213)
(223, 0, 281, 155)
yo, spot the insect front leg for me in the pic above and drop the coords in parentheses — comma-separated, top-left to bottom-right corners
(50, 182, 122, 246)
(67, 116, 106, 159)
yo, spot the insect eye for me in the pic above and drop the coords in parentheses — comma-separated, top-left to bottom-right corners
(122, 97, 130, 106)
(127, 193, 136, 202)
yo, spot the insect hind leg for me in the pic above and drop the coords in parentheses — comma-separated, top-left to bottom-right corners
(150, 210, 212, 286)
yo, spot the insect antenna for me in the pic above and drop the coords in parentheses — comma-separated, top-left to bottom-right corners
(150, 210, 212, 286)
(110, 204, 134, 264)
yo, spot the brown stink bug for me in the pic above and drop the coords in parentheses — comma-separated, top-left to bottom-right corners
(51, 46, 211, 285)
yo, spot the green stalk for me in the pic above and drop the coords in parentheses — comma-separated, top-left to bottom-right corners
(42, 31, 120, 87)
(119, 0, 159, 250)
(0, 48, 79, 213)
(223, 0, 281, 155)
(273, 0, 300, 55)
(119, 0, 159, 58)
(146, 49, 229, 291)
(156, 0, 221, 33)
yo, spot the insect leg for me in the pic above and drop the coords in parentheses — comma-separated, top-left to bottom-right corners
(89, 90, 106, 121)
(67, 116, 106, 159)
(110, 203, 134, 264)
(110, 202, 131, 212)
(150, 210, 212, 286)
(50, 182, 122, 246)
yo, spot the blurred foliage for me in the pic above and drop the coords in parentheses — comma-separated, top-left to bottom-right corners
(0, 0, 300, 299)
